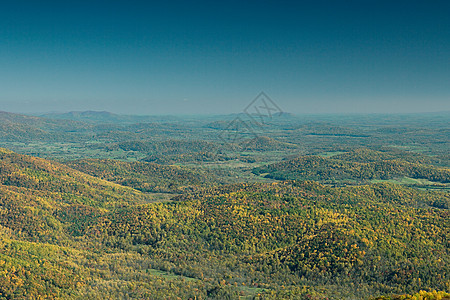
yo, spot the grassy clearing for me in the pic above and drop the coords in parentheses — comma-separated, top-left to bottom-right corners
(317, 151, 346, 157)
(146, 269, 197, 281)
(238, 285, 266, 299)
(146, 193, 178, 202)
(371, 177, 450, 191)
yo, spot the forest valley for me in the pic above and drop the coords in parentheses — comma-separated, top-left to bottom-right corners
(0, 110, 449, 299)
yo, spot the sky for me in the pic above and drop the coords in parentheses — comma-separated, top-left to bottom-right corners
(1, 0, 449, 115)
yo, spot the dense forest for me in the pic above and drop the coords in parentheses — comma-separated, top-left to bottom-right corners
(64, 159, 217, 193)
(253, 149, 450, 185)
(0, 111, 449, 299)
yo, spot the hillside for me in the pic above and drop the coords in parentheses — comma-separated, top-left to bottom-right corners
(334, 148, 449, 167)
(109, 139, 220, 155)
(0, 148, 150, 208)
(0, 149, 214, 298)
(242, 136, 299, 151)
(0, 148, 449, 298)
(253, 149, 450, 186)
(64, 158, 216, 193)
(64, 181, 450, 298)
(0, 111, 90, 142)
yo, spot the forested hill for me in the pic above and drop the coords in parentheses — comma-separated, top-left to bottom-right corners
(0, 111, 90, 141)
(0, 147, 448, 298)
(253, 149, 450, 185)
(64, 158, 216, 193)
(243, 136, 299, 151)
(333, 148, 449, 167)
(0, 147, 150, 207)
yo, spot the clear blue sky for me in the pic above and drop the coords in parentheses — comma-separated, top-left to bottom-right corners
(1, 0, 449, 114)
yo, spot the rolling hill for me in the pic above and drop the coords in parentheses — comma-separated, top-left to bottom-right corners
(0, 111, 91, 142)
(0, 148, 448, 299)
(242, 136, 299, 151)
(253, 149, 450, 185)
(64, 158, 216, 193)
(0, 148, 150, 208)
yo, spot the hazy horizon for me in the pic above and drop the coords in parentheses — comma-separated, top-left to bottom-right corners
(1, 1, 449, 115)
(3, 108, 448, 118)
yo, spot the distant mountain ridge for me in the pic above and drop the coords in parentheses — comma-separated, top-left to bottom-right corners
(0, 110, 85, 127)
(0, 111, 90, 141)
(38, 110, 181, 124)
